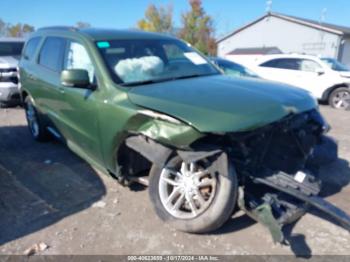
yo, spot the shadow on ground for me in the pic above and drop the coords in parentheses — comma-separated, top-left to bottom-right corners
(0, 125, 106, 245)
(1, 123, 349, 256)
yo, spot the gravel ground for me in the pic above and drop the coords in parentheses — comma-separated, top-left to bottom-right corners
(0, 105, 349, 256)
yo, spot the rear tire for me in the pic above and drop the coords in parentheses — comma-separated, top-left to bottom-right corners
(24, 96, 50, 142)
(149, 153, 238, 233)
(328, 87, 350, 110)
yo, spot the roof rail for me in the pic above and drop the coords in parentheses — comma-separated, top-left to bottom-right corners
(38, 26, 79, 32)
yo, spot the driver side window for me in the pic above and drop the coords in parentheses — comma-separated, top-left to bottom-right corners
(64, 41, 95, 82)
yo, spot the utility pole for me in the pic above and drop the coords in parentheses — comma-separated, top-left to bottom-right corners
(266, 0, 273, 13)
(319, 8, 327, 54)
(320, 8, 327, 24)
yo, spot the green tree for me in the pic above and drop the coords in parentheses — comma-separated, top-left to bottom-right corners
(7, 23, 34, 37)
(178, 0, 217, 55)
(137, 4, 173, 34)
(0, 19, 6, 36)
(75, 21, 91, 29)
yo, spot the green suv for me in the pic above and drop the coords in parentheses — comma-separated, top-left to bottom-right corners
(19, 27, 350, 240)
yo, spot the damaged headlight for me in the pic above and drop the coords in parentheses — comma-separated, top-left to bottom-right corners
(309, 109, 331, 134)
(138, 109, 182, 125)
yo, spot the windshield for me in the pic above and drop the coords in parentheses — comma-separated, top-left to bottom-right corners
(214, 59, 259, 78)
(0, 42, 24, 57)
(321, 58, 350, 72)
(96, 39, 220, 86)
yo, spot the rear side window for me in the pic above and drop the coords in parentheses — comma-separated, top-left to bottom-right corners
(260, 58, 300, 71)
(38, 37, 66, 72)
(23, 37, 41, 60)
(299, 59, 322, 72)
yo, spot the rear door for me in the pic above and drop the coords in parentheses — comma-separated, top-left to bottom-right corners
(35, 37, 67, 126)
(59, 40, 103, 164)
(19, 36, 42, 97)
(293, 59, 332, 98)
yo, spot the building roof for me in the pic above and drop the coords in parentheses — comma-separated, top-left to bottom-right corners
(217, 12, 350, 43)
(227, 46, 282, 55)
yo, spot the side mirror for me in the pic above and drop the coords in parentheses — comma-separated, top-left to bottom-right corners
(316, 68, 325, 75)
(61, 69, 93, 89)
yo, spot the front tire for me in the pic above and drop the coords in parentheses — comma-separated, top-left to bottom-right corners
(328, 87, 350, 110)
(24, 96, 50, 142)
(149, 153, 238, 233)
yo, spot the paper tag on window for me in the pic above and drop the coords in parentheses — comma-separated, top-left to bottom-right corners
(294, 171, 306, 183)
(184, 52, 207, 65)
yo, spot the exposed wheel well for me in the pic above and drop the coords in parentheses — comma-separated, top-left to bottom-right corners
(116, 140, 153, 179)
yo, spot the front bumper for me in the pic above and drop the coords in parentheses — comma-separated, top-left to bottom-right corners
(0, 82, 20, 104)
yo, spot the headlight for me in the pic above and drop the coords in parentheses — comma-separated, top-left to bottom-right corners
(138, 109, 182, 124)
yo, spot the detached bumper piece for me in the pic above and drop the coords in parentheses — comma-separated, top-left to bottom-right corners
(240, 171, 350, 244)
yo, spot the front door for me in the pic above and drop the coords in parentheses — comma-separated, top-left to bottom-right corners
(59, 40, 103, 165)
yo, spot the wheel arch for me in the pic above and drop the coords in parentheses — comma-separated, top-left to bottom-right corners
(321, 83, 350, 102)
(111, 133, 224, 182)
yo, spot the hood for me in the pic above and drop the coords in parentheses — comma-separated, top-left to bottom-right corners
(127, 75, 317, 132)
(0, 56, 19, 69)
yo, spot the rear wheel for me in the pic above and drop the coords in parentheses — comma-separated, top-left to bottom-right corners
(24, 96, 50, 142)
(328, 87, 350, 110)
(149, 154, 237, 233)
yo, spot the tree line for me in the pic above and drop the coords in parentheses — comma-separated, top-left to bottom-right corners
(0, 20, 91, 38)
(0, 19, 35, 37)
(137, 0, 217, 55)
(1, 0, 216, 54)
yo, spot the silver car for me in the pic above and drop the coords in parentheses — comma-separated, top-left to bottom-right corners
(0, 38, 24, 107)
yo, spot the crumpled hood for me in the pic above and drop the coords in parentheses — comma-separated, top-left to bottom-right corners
(0, 56, 19, 69)
(127, 75, 317, 132)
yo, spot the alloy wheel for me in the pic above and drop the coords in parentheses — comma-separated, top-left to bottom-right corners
(332, 90, 350, 109)
(158, 161, 217, 219)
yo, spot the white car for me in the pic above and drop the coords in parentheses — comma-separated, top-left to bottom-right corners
(0, 38, 25, 107)
(253, 54, 350, 110)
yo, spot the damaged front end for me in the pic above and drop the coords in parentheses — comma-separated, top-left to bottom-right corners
(120, 108, 349, 242)
(220, 108, 349, 243)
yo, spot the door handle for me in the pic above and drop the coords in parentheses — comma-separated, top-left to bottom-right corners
(28, 74, 37, 81)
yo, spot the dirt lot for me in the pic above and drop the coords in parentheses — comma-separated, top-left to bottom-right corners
(0, 106, 349, 256)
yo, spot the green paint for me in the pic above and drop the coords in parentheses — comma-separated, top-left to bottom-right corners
(19, 27, 317, 175)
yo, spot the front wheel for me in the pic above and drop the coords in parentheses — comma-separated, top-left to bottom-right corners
(328, 87, 350, 110)
(149, 153, 238, 233)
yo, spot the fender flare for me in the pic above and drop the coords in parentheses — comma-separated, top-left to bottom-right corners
(321, 84, 350, 101)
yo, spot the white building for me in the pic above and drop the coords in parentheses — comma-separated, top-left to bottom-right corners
(217, 12, 350, 66)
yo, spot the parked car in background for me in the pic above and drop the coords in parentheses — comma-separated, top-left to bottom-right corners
(253, 54, 350, 110)
(18, 27, 350, 241)
(0, 38, 25, 107)
(210, 57, 259, 78)
(321, 57, 350, 76)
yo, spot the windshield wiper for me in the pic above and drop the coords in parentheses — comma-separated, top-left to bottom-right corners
(120, 73, 219, 87)
(120, 78, 172, 87)
(172, 73, 218, 81)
